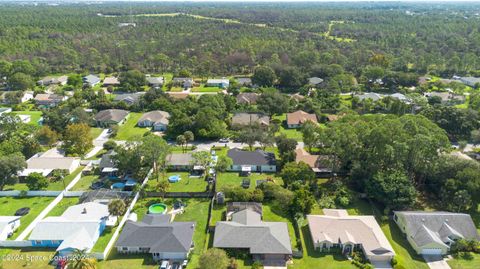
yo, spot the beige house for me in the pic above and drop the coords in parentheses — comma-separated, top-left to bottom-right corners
(286, 110, 317, 128)
(394, 211, 479, 255)
(307, 209, 395, 264)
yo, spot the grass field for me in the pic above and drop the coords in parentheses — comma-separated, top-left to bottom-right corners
(115, 112, 149, 141)
(92, 224, 119, 252)
(0, 248, 56, 269)
(71, 175, 100, 191)
(448, 253, 480, 269)
(273, 114, 303, 141)
(147, 172, 208, 192)
(216, 172, 283, 191)
(90, 127, 104, 139)
(4, 166, 83, 191)
(46, 197, 79, 217)
(11, 110, 42, 125)
(100, 249, 158, 269)
(191, 85, 223, 92)
(0, 197, 54, 239)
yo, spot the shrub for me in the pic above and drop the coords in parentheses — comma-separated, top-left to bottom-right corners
(391, 257, 398, 266)
(251, 261, 263, 269)
(103, 140, 117, 151)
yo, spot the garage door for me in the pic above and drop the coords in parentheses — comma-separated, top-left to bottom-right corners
(421, 248, 443, 255)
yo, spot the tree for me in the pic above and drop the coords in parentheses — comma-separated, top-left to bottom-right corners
(252, 66, 276, 87)
(237, 125, 264, 151)
(366, 169, 417, 210)
(62, 123, 93, 156)
(275, 134, 297, 164)
(280, 161, 315, 188)
(192, 151, 211, 171)
(215, 156, 233, 174)
(291, 186, 316, 215)
(257, 91, 290, 117)
(301, 121, 320, 152)
(0, 152, 26, 190)
(103, 140, 117, 151)
(184, 131, 194, 150)
(176, 135, 186, 153)
(139, 134, 170, 180)
(67, 74, 83, 88)
(8, 72, 34, 91)
(198, 248, 229, 269)
(35, 126, 59, 146)
(68, 249, 98, 269)
(25, 172, 49, 190)
(119, 69, 146, 92)
(108, 199, 126, 217)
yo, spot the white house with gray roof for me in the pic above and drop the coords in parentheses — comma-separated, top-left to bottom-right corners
(95, 109, 129, 128)
(394, 211, 479, 255)
(227, 148, 276, 172)
(29, 202, 114, 256)
(83, 74, 101, 87)
(115, 214, 195, 261)
(307, 209, 395, 265)
(214, 207, 292, 265)
(137, 110, 170, 131)
(459, 77, 480, 87)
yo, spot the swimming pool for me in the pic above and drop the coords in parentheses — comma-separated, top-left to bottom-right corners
(148, 203, 167, 214)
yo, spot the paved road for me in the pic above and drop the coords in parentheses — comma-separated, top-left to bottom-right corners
(423, 255, 451, 269)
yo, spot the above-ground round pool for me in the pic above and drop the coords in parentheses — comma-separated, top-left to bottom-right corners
(111, 182, 125, 190)
(148, 203, 168, 214)
(168, 175, 181, 183)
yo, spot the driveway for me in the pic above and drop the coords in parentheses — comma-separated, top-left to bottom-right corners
(85, 129, 109, 159)
(423, 255, 451, 269)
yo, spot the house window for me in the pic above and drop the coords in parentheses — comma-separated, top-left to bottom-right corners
(35, 241, 42, 245)
(122, 247, 128, 251)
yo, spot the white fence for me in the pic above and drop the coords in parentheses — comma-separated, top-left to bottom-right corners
(0, 240, 32, 247)
(0, 191, 62, 197)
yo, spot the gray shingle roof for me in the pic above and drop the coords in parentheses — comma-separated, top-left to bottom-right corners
(227, 148, 276, 166)
(166, 153, 193, 166)
(138, 111, 170, 125)
(99, 150, 116, 169)
(395, 211, 480, 248)
(231, 113, 269, 126)
(214, 209, 292, 255)
(115, 215, 195, 254)
(95, 109, 129, 123)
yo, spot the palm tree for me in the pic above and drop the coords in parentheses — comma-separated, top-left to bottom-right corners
(108, 199, 126, 218)
(68, 249, 98, 269)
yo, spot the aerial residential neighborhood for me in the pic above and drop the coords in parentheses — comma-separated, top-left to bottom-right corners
(1, 1, 480, 269)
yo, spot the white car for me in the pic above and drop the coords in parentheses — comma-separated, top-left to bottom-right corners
(218, 138, 229, 143)
(160, 261, 171, 269)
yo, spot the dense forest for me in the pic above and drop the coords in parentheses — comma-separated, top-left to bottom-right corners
(0, 2, 480, 79)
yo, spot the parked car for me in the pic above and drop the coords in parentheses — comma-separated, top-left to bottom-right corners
(218, 138, 229, 143)
(160, 261, 171, 269)
(182, 260, 187, 267)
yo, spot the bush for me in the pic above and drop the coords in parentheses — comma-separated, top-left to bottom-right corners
(228, 257, 238, 269)
(390, 257, 398, 266)
(103, 140, 117, 151)
(251, 261, 263, 269)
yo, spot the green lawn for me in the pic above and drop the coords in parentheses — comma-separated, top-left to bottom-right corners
(216, 172, 283, 191)
(100, 249, 158, 269)
(71, 175, 100, 191)
(191, 85, 223, 92)
(90, 127, 104, 139)
(448, 253, 480, 269)
(46, 197, 79, 217)
(273, 114, 303, 141)
(4, 166, 83, 191)
(92, 224, 119, 252)
(115, 112, 149, 141)
(11, 110, 42, 125)
(147, 172, 208, 192)
(0, 197, 54, 239)
(0, 248, 56, 269)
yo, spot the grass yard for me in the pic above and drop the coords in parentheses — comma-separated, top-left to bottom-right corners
(5, 166, 84, 191)
(0, 248, 56, 269)
(71, 175, 100, 191)
(11, 110, 42, 125)
(91, 224, 119, 252)
(100, 249, 158, 269)
(0, 197, 54, 239)
(272, 114, 303, 141)
(147, 172, 208, 192)
(169, 86, 184, 92)
(191, 85, 223, 92)
(216, 172, 283, 191)
(115, 112, 149, 141)
(90, 127, 104, 139)
(448, 253, 480, 269)
(46, 197, 79, 217)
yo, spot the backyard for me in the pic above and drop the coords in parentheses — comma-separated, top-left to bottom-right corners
(11, 110, 42, 125)
(0, 196, 54, 239)
(448, 253, 480, 269)
(114, 112, 149, 141)
(4, 166, 84, 192)
(146, 172, 209, 192)
(1, 248, 56, 269)
(216, 172, 283, 191)
(46, 197, 79, 217)
(272, 114, 303, 141)
(191, 85, 223, 92)
(71, 175, 100, 191)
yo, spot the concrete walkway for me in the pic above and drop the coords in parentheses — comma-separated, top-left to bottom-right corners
(424, 255, 451, 269)
(85, 129, 109, 159)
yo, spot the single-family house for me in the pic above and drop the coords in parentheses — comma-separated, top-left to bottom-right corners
(290, 93, 305, 102)
(389, 93, 411, 103)
(0, 216, 21, 240)
(79, 189, 131, 204)
(424, 92, 465, 104)
(307, 77, 324, 87)
(113, 92, 145, 105)
(34, 93, 67, 107)
(37, 76, 68, 86)
(236, 93, 260, 105)
(0, 91, 34, 105)
(115, 214, 195, 261)
(19, 152, 80, 177)
(95, 109, 129, 128)
(172, 77, 194, 89)
(394, 211, 480, 255)
(286, 110, 318, 128)
(206, 78, 229, 89)
(137, 111, 170, 131)
(227, 148, 276, 173)
(146, 77, 164, 89)
(459, 77, 480, 87)
(236, 77, 252, 87)
(307, 209, 395, 265)
(29, 202, 115, 256)
(99, 150, 118, 177)
(231, 113, 270, 128)
(355, 92, 382, 102)
(83, 75, 101, 87)
(214, 205, 292, 264)
(166, 153, 194, 171)
(295, 148, 332, 177)
(103, 76, 120, 87)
